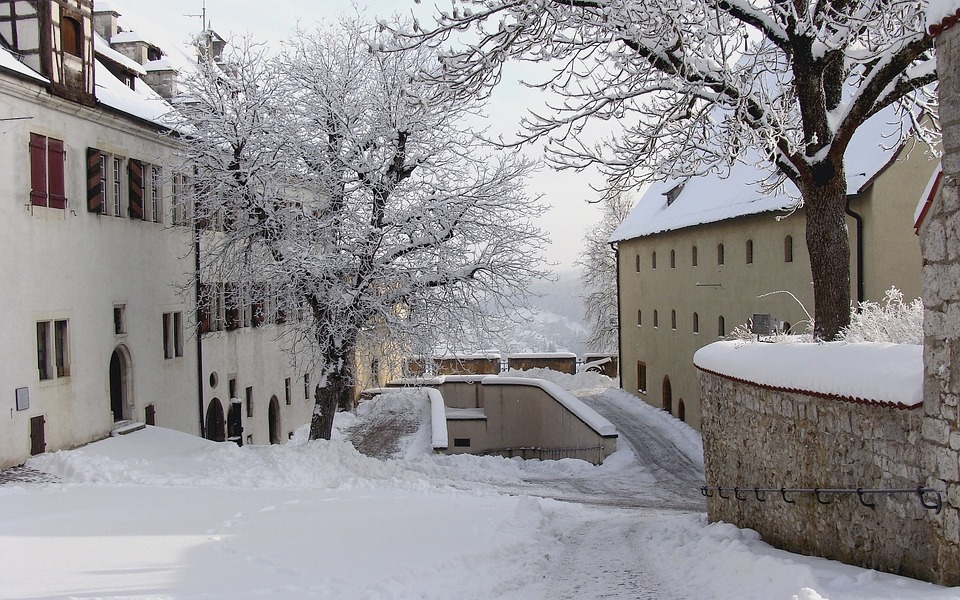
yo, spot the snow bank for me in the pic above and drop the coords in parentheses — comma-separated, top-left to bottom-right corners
(694, 340, 923, 407)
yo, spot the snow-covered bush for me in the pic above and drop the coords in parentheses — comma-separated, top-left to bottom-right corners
(729, 287, 922, 344)
(840, 287, 923, 344)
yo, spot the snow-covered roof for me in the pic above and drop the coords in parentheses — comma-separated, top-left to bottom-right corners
(143, 58, 177, 72)
(610, 109, 908, 243)
(914, 164, 943, 232)
(0, 47, 48, 83)
(111, 30, 151, 45)
(94, 58, 176, 127)
(694, 339, 923, 408)
(94, 32, 146, 76)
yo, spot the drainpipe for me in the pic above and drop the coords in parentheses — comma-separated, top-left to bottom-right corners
(610, 242, 624, 389)
(195, 226, 206, 438)
(845, 196, 865, 305)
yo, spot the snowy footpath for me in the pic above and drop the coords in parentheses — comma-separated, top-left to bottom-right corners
(2, 371, 958, 599)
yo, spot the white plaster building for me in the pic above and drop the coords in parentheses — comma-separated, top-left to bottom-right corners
(0, 0, 323, 467)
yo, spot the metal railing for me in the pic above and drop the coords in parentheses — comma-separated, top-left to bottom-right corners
(701, 485, 942, 514)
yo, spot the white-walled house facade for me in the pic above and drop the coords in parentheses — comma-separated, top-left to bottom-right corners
(0, 0, 324, 467)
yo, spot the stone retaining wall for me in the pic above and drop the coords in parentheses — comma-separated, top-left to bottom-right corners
(699, 370, 932, 579)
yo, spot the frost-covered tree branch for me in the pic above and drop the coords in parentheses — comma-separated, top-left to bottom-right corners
(392, 0, 937, 339)
(176, 21, 547, 440)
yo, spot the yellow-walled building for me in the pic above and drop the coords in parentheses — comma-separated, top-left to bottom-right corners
(610, 113, 938, 430)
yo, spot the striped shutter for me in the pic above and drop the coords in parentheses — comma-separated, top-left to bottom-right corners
(128, 158, 144, 219)
(29, 134, 47, 206)
(47, 139, 66, 209)
(86, 147, 103, 213)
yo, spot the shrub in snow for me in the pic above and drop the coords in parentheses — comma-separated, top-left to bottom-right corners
(840, 287, 923, 345)
(728, 287, 921, 344)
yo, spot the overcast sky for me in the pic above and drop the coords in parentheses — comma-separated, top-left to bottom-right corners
(104, 0, 607, 273)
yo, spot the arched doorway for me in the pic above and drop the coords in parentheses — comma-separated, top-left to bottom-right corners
(227, 401, 243, 446)
(268, 396, 281, 445)
(205, 398, 226, 442)
(662, 376, 673, 414)
(109, 347, 130, 422)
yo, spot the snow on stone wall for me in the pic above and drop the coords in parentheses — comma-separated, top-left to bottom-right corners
(698, 370, 932, 579)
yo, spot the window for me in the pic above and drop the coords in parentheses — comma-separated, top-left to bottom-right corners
(784, 235, 794, 263)
(718, 315, 726, 337)
(128, 159, 145, 220)
(746, 239, 754, 264)
(29, 134, 67, 209)
(61, 17, 82, 57)
(670, 249, 676, 269)
(245, 386, 253, 418)
(693, 312, 699, 334)
(692, 245, 698, 267)
(304, 374, 310, 400)
(651, 251, 657, 269)
(114, 305, 125, 335)
(637, 309, 642, 327)
(635, 254, 640, 273)
(717, 243, 725, 265)
(285, 377, 292, 406)
(37, 320, 69, 380)
(671, 310, 677, 330)
(172, 173, 189, 226)
(653, 310, 659, 328)
(162, 312, 183, 359)
(36, 322, 49, 380)
(173, 312, 183, 357)
(150, 166, 162, 223)
(112, 157, 122, 217)
(637, 361, 647, 394)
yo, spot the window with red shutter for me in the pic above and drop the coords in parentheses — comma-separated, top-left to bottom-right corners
(86, 147, 103, 213)
(47, 139, 67, 209)
(128, 159, 144, 219)
(29, 134, 47, 207)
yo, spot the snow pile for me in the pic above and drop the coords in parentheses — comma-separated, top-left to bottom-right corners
(29, 426, 438, 492)
(694, 339, 923, 407)
(500, 366, 616, 392)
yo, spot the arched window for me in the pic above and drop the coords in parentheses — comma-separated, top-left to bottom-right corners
(717, 243, 725, 265)
(746, 239, 754, 264)
(62, 17, 82, 57)
(635, 254, 641, 272)
(691, 245, 698, 267)
(678, 399, 686, 422)
(637, 309, 642, 326)
(718, 315, 726, 337)
(671, 310, 677, 330)
(670, 249, 676, 268)
(653, 310, 659, 328)
(652, 251, 657, 269)
(784, 235, 794, 263)
(693, 312, 699, 334)
(662, 376, 673, 413)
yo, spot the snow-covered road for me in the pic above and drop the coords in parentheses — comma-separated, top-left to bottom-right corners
(4, 372, 959, 599)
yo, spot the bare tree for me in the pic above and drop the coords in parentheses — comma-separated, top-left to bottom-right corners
(177, 22, 547, 440)
(396, 0, 938, 339)
(576, 192, 634, 352)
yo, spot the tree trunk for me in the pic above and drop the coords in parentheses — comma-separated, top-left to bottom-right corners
(801, 171, 852, 340)
(309, 356, 353, 441)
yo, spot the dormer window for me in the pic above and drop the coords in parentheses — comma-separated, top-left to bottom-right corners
(62, 17, 82, 57)
(664, 182, 685, 206)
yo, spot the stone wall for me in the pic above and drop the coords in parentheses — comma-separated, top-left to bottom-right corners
(699, 370, 933, 579)
(922, 21, 960, 586)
